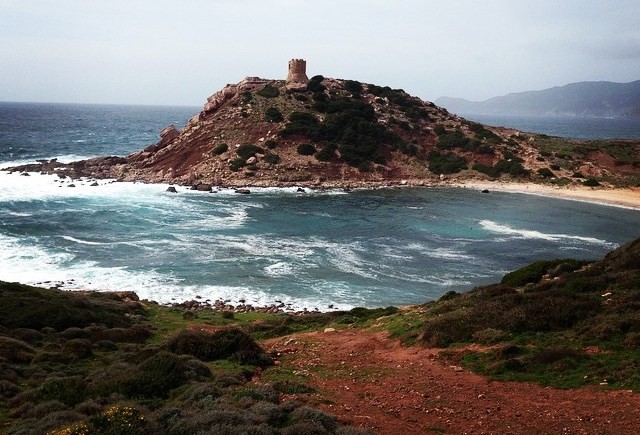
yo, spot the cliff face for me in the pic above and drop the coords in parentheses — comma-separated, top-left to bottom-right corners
(6, 73, 640, 188)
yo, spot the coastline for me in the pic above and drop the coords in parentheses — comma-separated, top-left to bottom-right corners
(445, 180, 640, 210)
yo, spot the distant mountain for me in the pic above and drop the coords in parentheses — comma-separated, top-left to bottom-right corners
(436, 80, 640, 118)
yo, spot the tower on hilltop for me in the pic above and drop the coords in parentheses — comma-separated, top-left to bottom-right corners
(286, 59, 308, 91)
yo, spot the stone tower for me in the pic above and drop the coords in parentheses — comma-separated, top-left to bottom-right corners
(286, 59, 308, 91)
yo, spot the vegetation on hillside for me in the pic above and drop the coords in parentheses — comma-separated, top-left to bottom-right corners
(383, 237, 640, 389)
(0, 281, 373, 434)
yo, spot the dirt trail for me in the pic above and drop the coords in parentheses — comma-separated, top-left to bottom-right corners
(264, 330, 640, 434)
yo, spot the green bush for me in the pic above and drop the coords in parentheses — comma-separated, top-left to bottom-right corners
(117, 352, 197, 399)
(472, 163, 500, 178)
(307, 75, 325, 93)
(583, 178, 601, 187)
(37, 376, 87, 406)
(236, 144, 264, 160)
(501, 259, 570, 286)
(297, 143, 316, 156)
(437, 130, 469, 149)
(264, 140, 278, 149)
(256, 85, 280, 98)
(213, 143, 229, 155)
(315, 143, 337, 161)
(427, 151, 467, 174)
(63, 339, 93, 359)
(343, 80, 363, 96)
(263, 153, 280, 165)
(0, 336, 35, 363)
(229, 158, 245, 172)
(264, 107, 284, 123)
(0, 282, 139, 330)
(537, 167, 555, 178)
(433, 124, 446, 136)
(281, 112, 320, 137)
(167, 329, 272, 367)
(494, 159, 527, 177)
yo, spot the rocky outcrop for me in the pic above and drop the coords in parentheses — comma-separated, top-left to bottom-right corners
(144, 124, 180, 153)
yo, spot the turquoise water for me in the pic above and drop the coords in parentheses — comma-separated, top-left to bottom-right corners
(2, 103, 640, 310)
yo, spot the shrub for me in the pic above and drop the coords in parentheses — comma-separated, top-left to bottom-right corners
(264, 139, 278, 149)
(472, 328, 509, 345)
(63, 339, 93, 359)
(167, 329, 273, 367)
(437, 130, 469, 149)
(537, 167, 555, 178)
(264, 107, 284, 123)
(0, 336, 35, 363)
(315, 143, 337, 161)
(289, 406, 339, 432)
(272, 381, 315, 394)
(583, 178, 601, 187)
(501, 259, 568, 286)
(343, 80, 363, 96)
(281, 112, 320, 137)
(249, 402, 288, 426)
(263, 153, 281, 165)
(241, 91, 253, 104)
(116, 351, 195, 399)
(236, 144, 264, 160)
(257, 85, 280, 98)
(494, 159, 527, 177)
(433, 124, 446, 136)
(0, 380, 21, 398)
(89, 406, 149, 435)
(235, 385, 279, 403)
(37, 376, 87, 406)
(0, 281, 139, 330)
(213, 143, 229, 155)
(572, 171, 585, 178)
(427, 151, 467, 174)
(473, 163, 500, 178)
(307, 75, 325, 93)
(297, 143, 316, 156)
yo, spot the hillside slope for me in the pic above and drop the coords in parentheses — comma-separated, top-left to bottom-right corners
(436, 80, 640, 118)
(6, 72, 640, 188)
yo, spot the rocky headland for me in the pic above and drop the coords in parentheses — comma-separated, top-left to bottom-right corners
(5, 60, 640, 197)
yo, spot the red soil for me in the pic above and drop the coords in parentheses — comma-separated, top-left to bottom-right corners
(264, 330, 640, 434)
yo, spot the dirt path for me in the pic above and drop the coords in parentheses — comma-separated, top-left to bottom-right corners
(264, 329, 640, 434)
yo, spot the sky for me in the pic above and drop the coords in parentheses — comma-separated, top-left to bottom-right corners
(1, 0, 639, 106)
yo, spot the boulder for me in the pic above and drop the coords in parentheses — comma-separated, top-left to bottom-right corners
(235, 188, 251, 194)
(166, 186, 178, 193)
(155, 124, 180, 150)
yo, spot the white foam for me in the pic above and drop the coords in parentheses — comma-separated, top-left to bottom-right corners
(60, 235, 108, 246)
(479, 220, 616, 246)
(264, 261, 295, 277)
(0, 232, 354, 311)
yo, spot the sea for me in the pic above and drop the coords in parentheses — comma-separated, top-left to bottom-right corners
(2, 102, 640, 311)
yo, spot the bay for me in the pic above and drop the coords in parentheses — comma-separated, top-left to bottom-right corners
(2, 102, 640, 310)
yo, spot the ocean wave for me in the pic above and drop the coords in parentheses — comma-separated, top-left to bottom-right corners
(479, 220, 616, 246)
(60, 235, 109, 246)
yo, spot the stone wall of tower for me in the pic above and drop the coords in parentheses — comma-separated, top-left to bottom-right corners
(286, 59, 308, 91)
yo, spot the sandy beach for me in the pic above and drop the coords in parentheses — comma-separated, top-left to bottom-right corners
(449, 180, 640, 210)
